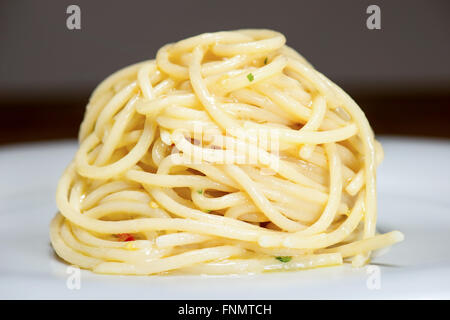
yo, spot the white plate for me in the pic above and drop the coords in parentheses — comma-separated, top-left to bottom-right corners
(0, 137, 449, 299)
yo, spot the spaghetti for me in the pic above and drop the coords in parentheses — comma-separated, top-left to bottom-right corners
(50, 29, 403, 275)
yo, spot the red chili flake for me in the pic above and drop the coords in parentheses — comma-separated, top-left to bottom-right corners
(190, 138, 201, 146)
(116, 233, 135, 242)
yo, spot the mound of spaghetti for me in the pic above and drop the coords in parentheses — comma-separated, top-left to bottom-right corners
(50, 29, 403, 275)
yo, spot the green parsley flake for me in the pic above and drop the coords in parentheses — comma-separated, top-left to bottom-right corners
(247, 73, 254, 82)
(275, 256, 292, 263)
(197, 189, 203, 194)
(264, 57, 268, 65)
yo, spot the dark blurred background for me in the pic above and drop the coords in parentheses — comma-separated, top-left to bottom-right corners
(0, 0, 449, 145)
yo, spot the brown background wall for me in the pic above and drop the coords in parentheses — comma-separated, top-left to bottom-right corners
(1, 0, 449, 144)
